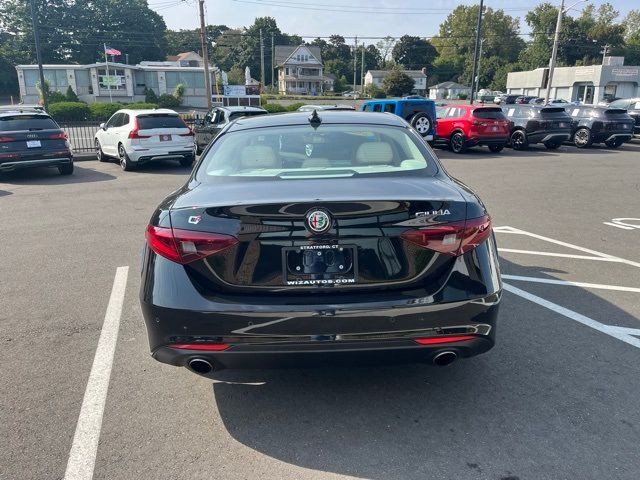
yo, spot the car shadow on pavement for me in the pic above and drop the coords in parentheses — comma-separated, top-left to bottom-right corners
(0, 163, 116, 185)
(209, 257, 640, 480)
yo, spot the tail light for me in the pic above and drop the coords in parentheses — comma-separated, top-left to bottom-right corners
(179, 126, 194, 137)
(0, 136, 16, 143)
(49, 132, 68, 140)
(401, 215, 492, 256)
(168, 343, 230, 351)
(128, 118, 150, 139)
(145, 225, 238, 264)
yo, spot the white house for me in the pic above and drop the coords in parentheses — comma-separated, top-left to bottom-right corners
(364, 69, 428, 95)
(428, 81, 471, 100)
(275, 45, 326, 95)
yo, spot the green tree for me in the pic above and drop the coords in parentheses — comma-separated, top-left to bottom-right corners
(382, 67, 415, 97)
(65, 85, 79, 102)
(391, 35, 437, 70)
(165, 25, 229, 55)
(375, 36, 396, 69)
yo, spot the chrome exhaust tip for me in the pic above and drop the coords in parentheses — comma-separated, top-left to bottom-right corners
(433, 351, 458, 367)
(187, 358, 214, 375)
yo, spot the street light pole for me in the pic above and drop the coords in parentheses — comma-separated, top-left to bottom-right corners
(29, 0, 47, 111)
(198, 0, 212, 110)
(469, 0, 484, 104)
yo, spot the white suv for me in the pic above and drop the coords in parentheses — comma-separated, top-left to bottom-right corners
(94, 109, 195, 171)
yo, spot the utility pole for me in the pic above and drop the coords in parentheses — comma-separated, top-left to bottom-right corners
(601, 44, 610, 64)
(360, 46, 365, 93)
(260, 29, 265, 91)
(353, 36, 358, 95)
(198, 0, 212, 110)
(271, 32, 275, 90)
(469, 0, 484, 104)
(475, 39, 485, 100)
(544, 0, 565, 105)
(29, 0, 47, 111)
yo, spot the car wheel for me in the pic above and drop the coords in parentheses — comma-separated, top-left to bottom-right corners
(573, 127, 592, 148)
(95, 139, 107, 162)
(449, 132, 467, 154)
(604, 138, 624, 148)
(196, 145, 203, 155)
(180, 156, 194, 167)
(118, 144, 135, 171)
(58, 162, 74, 175)
(510, 130, 528, 150)
(410, 113, 432, 137)
(544, 142, 561, 150)
(488, 144, 504, 153)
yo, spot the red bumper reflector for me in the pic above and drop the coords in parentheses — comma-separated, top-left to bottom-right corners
(168, 343, 230, 351)
(414, 335, 475, 345)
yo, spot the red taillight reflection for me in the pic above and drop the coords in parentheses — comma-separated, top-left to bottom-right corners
(168, 343, 230, 351)
(400, 215, 492, 256)
(0, 136, 16, 143)
(145, 225, 238, 264)
(414, 336, 475, 345)
(49, 132, 68, 140)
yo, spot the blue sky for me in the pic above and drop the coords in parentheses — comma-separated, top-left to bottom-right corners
(152, 0, 638, 41)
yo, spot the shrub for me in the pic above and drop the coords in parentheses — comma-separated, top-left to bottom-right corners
(144, 87, 159, 104)
(364, 84, 386, 99)
(48, 102, 91, 121)
(262, 103, 287, 113)
(127, 102, 158, 110)
(173, 83, 186, 101)
(157, 94, 181, 108)
(286, 102, 305, 111)
(47, 91, 68, 104)
(382, 67, 415, 97)
(458, 93, 468, 100)
(65, 86, 79, 102)
(89, 102, 122, 120)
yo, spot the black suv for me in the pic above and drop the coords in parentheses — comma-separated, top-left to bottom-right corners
(0, 109, 73, 175)
(493, 94, 519, 105)
(193, 106, 267, 153)
(567, 106, 634, 148)
(608, 98, 640, 136)
(502, 105, 572, 150)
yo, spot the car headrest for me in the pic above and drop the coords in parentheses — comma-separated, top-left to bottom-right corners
(355, 142, 393, 165)
(238, 145, 278, 170)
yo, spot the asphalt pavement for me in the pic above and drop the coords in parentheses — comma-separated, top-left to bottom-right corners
(1, 140, 639, 480)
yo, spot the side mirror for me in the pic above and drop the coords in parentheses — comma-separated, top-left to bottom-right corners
(99, 123, 106, 130)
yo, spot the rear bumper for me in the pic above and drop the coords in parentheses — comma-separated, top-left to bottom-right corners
(0, 156, 72, 172)
(528, 132, 570, 144)
(128, 146, 195, 163)
(466, 135, 509, 147)
(140, 237, 502, 371)
(592, 132, 633, 143)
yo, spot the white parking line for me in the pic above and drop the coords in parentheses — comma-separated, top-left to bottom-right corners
(502, 274, 640, 293)
(498, 248, 621, 262)
(603, 222, 634, 230)
(64, 266, 129, 480)
(503, 283, 640, 350)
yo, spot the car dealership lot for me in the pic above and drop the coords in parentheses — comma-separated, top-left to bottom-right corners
(1, 142, 640, 480)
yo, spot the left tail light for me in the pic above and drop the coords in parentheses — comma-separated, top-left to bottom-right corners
(145, 225, 238, 264)
(400, 215, 492, 256)
(49, 132, 68, 140)
(180, 127, 194, 137)
(128, 118, 151, 139)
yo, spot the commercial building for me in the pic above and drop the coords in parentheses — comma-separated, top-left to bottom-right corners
(506, 59, 640, 104)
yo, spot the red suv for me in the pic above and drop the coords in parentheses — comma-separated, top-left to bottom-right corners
(435, 105, 510, 153)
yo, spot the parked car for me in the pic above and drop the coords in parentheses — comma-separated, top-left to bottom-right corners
(434, 105, 510, 153)
(0, 109, 73, 175)
(515, 95, 537, 104)
(608, 98, 640, 136)
(297, 104, 356, 112)
(94, 109, 195, 171)
(342, 91, 360, 98)
(140, 111, 501, 375)
(0, 104, 46, 113)
(567, 106, 634, 148)
(549, 99, 571, 105)
(502, 105, 572, 150)
(361, 98, 437, 140)
(493, 94, 519, 105)
(193, 106, 267, 153)
(529, 97, 545, 105)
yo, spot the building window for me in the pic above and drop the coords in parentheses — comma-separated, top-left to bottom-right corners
(24, 70, 39, 87)
(98, 68, 126, 90)
(166, 71, 206, 95)
(75, 69, 91, 87)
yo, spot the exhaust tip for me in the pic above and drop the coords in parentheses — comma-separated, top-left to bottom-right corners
(433, 351, 458, 367)
(188, 358, 214, 375)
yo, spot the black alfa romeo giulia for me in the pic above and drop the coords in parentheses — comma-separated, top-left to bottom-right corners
(140, 111, 502, 376)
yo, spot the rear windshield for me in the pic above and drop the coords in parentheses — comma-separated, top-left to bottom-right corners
(0, 115, 58, 131)
(473, 108, 505, 119)
(228, 111, 267, 121)
(137, 114, 186, 129)
(197, 124, 437, 180)
(539, 107, 569, 118)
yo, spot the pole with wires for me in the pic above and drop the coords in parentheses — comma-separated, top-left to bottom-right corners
(353, 36, 358, 96)
(360, 45, 365, 94)
(469, 0, 484, 104)
(260, 29, 265, 92)
(199, 0, 212, 110)
(271, 32, 275, 90)
(103, 44, 113, 103)
(29, 0, 47, 111)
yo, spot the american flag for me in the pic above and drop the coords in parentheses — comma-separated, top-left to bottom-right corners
(104, 45, 121, 56)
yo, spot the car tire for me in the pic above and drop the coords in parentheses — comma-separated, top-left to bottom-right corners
(118, 144, 135, 171)
(449, 132, 467, 154)
(573, 127, 592, 148)
(410, 113, 432, 137)
(604, 138, 624, 149)
(544, 142, 561, 150)
(510, 130, 528, 150)
(196, 145, 203, 155)
(95, 139, 108, 162)
(180, 156, 194, 167)
(58, 162, 74, 175)
(488, 144, 504, 153)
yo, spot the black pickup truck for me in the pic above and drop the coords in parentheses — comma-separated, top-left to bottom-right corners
(502, 105, 572, 150)
(193, 106, 267, 154)
(566, 106, 634, 148)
